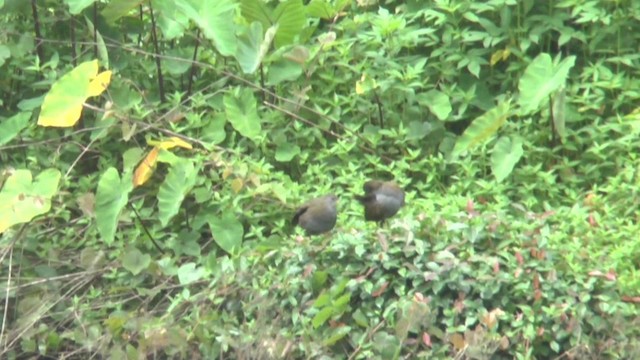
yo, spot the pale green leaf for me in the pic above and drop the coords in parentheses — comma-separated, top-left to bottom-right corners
(157, 160, 198, 226)
(491, 136, 524, 183)
(207, 212, 244, 254)
(518, 53, 576, 115)
(224, 88, 261, 142)
(95, 168, 132, 244)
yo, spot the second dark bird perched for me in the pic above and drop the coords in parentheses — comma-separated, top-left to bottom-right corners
(355, 180, 405, 225)
(292, 194, 338, 235)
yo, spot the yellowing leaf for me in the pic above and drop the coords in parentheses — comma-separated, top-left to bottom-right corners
(355, 73, 377, 95)
(231, 178, 244, 193)
(490, 49, 511, 66)
(222, 167, 233, 180)
(38, 60, 110, 128)
(133, 147, 160, 187)
(88, 70, 113, 97)
(450, 333, 466, 350)
(148, 136, 193, 150)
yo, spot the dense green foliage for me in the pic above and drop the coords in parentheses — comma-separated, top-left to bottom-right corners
(1, 0, 639, 358)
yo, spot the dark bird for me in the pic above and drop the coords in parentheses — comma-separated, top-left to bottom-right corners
(292, 194, 338, 235)
(355, 180, 405, 225)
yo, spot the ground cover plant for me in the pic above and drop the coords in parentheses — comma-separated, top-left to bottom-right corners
(1, 0, 639, 359)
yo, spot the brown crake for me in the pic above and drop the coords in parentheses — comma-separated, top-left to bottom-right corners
(355, 181, 405, 225)
(292, 194, 338, 235)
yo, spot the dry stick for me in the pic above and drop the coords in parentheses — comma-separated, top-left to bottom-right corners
(64, 128, 101, 178)
(0, 246, 12, 351)
(148, 0, 166, 103)
(2, 269, 101, 352)
(0, 225, 26, 351)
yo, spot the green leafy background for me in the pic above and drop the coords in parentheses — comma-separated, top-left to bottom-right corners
(1, 0, 639, 358)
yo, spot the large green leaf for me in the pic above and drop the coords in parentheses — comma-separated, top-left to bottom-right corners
(154, 0, 190, 40)
(121, 246, 151, 275)
(273, 0, 305, 48)
(176, 0, 237, 56)
(518, 53, 576, 115)
(451, 100, 511, 159)
(96, 167, 132, 244)
(240, 0, 272, 29)
(0, 169, 61, 233)
(207, 212, 244, 254)
(418, 90, 452, 121)
(177, 262, 208, 284)
(234, 22, 276, 74)
(0, 111, 31, 145)
(224, 88, 262, 142)
(157, 160, 198, 226)
(306, 0, 336, 19)
(101, 0, 143, 23)
(64, 0, 96, 15)
(275, 141, 301, 162)
(491, 136, 524, 183)
(266, 58, 303, 85)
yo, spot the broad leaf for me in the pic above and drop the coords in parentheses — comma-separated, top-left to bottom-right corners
(518, 53, 576, 115)
(38, 60, 111, 127)
(491, 136, 524, 183)
(0, 169, 61, 233)
(207, 212, 244, 254)
(275, 141, 300, 162)
(176, 0, 237, 56)
(240, 0, 272, 29)
(154, 0, 190, 40)
(451, 100, 510, 159)
(121, 247, 151, 275)
(95, 167, 132, 244)
(224, 88, 262, 142)
(101, 0, 143, 23)
(65, 0, 96, 15)
(0, 111, 31, 145)
(273, 0, 305, 48)
(418, 90, 452, 121)
(235, 22, 276, 74)
(177, 262, 208, 284)
(157, 160, 198, 226)
(306, 0, 336, 19)
(267, 58, 303, 85)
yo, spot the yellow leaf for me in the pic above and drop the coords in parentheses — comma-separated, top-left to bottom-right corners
(38, 60, 105, 127)
(450, 333, 466, 350)
(87, 70, 112, 97)
(355, 73, 366, 95)
(355, 73, 377, 95)
(133, 147, 159, 187)
(148, 137, 193, 150)
(222, 167, 233, 180)
(231, 178, 244, 193)
(490, 50, 504, 66)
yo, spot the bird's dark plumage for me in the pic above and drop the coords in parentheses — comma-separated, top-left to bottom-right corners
(292, 194, 338, 235)
(355, 180, 404, 225)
